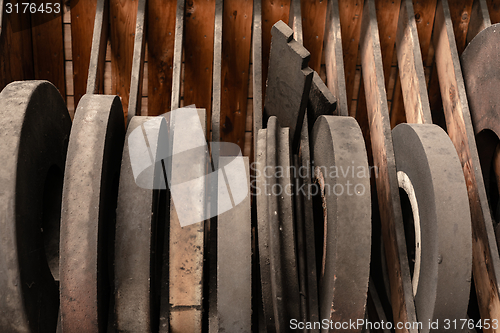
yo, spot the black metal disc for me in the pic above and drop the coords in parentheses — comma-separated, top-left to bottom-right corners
(0, 81, 71, 332)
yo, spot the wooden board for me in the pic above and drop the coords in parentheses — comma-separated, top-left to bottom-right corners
(433, 0, 500, 329)
(0, 0, 34, 90)
(466, 0, 491, 43)
(448, 0, 474, 55)
(359, 1, 418, 331)
(253, 0, 263, 162)
(71, 0, 97, 106)
(170, 0, 184, 110)
(147, 0, 176, 115)
(261, 0, 290, 100)
(183, 0, 216, 132)
(86, 0, 108, 96)
(212, 0, 222, 146)
(323, 0, 348, 116)
(110, 0, 138, 119)
(395, 0, 432, 124)
(338, 0, 363, 117)
(128, 0, 146, 122)
(301, 0, 327, 73)
(31, 0, 66, 99)
(486, 0, 500, 24)
(391, 0, 437, 128)
(217, 0, 252, 152)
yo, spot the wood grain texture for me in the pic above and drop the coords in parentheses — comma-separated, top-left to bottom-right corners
(0, 0, 34, 90)
(31, 0, 66, 99)
(183, 0, 216, 131)
(253, 0, 263, 163)
(261, 0, 290, 100)
(395, 0, 432, 124)
(486, 0, 500, 24)
(86, 0, 108, 96)
(71, 0, 97, 106)
(301, 0, 327, 73)
(147, 0, 176, 115)
(434, 0, 500, 330)
(323, 0, 349, 116)
(338, 0, 363, 117)
(448, 0, 474, 55)
(128, 0, 147, 122)
(110, 0, 138, 120)
(466, 0, 491, 43)
(170, 0, 184, 110)
(360, 1, 418, 331)
(219, 0, 253, 152)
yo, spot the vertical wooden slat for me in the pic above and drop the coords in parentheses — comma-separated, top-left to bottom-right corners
(323, 0, 348, 116)
(486, 0, 500, 24)
(289, 0, 302, 42)
(86, 0, 108, 95)
(31, 0, 66, 99)
(212, 0, 222, 144)
(147, 0, 176, 116)
(253, 0, 263, 162)
(396, 0, 432, 124)
(183, 0, 216, 131)
(338, 0, 363, 116)
(218, 0, 253, 152)
(128, 0, 147, 123)
(170, 0, 184, 110)
(301, 0, 327, 73)
(71, 0, 97, 105)
(433, 0, 500, 329)
(448, 0, 474, 55)
(110, 0, 138, 119)
(360, 1, 418, 331)
(0, 0, 34, 90)
(466, 0, 491, 43)
(261, 0, 290, 99)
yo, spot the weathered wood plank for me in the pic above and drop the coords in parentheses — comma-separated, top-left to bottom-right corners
(212, 0, 223, 145)
(396, 0, 432, 124)
(433, 0, 500, 329)
(324, 0, 348, 116)
(0, 0, 34, 90)
(448, 0, 474, 55)
(466, 0, 491, 43)
(261, 0, 290, 100)
(128, 0, 147, 123)
(301, 0, 327, 73)
(147, 0, 176, 115)
(338, 0, 363, 116)
(218, 0, 252, 152)
(360, 1, 418, 331)
(31, 0, 66, 99)
(71, 0, 97, 106)
(253, 0, 263, 162)
(110, 0, 138, 119)
(86, 0, 108, 95)
(170, 0, 184, 110)
(486, 0, 500, 24)
(183, 0, 216, 131)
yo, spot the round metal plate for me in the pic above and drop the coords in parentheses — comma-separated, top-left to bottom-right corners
(392, 123, 472, 331)
(0, 81, 71, 332)
(311, 115, 371, 331)
(60, 94, 125, 332)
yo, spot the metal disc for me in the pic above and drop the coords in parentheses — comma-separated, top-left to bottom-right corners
(311, 115, 371, 331)
(114, 116, 167, 331)
(0, 81, 71, 332)
(60, 94, 125, 332)
(392, 123, 472, 331)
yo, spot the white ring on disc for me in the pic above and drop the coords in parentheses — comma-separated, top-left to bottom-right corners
(397, 170, 422, 297)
